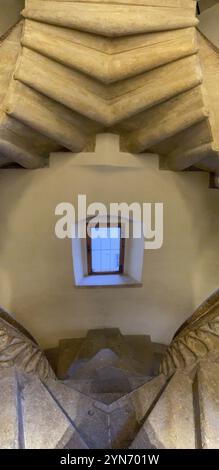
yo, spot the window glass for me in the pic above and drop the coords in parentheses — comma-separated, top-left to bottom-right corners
(91, 226, 121, 273)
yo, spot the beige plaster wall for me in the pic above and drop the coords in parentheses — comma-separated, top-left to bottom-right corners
(199, 1, 218, 12)
(0, 0, 24, 37)
(198, 2, 219, 49)
(0, 144, 218, 348)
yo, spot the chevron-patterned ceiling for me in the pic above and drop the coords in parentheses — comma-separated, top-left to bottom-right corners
(0, 0, 219, 177)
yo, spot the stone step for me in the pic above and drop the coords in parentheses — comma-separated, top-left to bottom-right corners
(36, 0, 194, 6)
(0, 368, 19, 449)
(108, 374, 166, 448)
(21, 373, 87, 449)
(76, 328, 132, 360)
(0, 111, 60, 168)
(163, 142, 216, 171)
(14, 47, 202, 127)
(22, 20, 198, 84)
(0, 0, 217, 177)
(123, 87, 209, 153)
(46, 378, 110, 448)
(160, 290, 219, 377)
(195, 152, 219, 172)
(5, 81, 90, 153)
(61, 353, 148, 380)
(0, 23, 22, 107)
(63, 370, 152, 401)
(0, 22, 62, 169)
(55, 329, 167, 380)
(86, 392, 126, 405)
(22, 1, 197, 37)
(63, 383, 126, 405)
(1, 358, 218, 449)
(57, 338, 84, 379)
(197, 359, 219, 449)
(56, 329, 155, 379)
(153, 118, 213, 169)
(130, 371, 195, 449)
(47, 372, 166, 449)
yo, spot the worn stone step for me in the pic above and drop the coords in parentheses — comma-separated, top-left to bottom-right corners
(100, 374, 166, 448)
(68, 373, 151, 389)
(22, 1, 197, 37)
(0, 22, 22, 106)
(46, 378, 110, 449)
(56, 329, 162, 379)
(0, 368, 19, 449)
(195, 152, 219, 172)
(67, 351, 138, 379)
(74, 329, 153, 370)
(14, 47, 202, 127)
(130, 371, 195, 449)
(35, 1, 194, 8)
(64, 370, 152, 404)
(0, 111, 60, 168)
(90, 392, 126, 405)
(198, 31, 219, 150)
(57, 338, 84, 379)
(21, 374, 87, 449)
(197, 359, 219, 449)
(5, 80, 100, 152)
(76, 329, 130, 360)
(49, 373, 166, 449)
(164, 142, 216, 171)
(22, 20, 198, 84)
(123, 86, 209, 153)
(152, 118, 213, 166)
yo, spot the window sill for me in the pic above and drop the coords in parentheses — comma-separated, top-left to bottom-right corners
(75, 274, 142, 288)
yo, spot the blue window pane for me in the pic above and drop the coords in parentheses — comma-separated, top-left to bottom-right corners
(91, 226, 121, 273)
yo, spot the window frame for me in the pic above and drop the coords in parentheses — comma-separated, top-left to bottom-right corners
(86, 222, 125, 276)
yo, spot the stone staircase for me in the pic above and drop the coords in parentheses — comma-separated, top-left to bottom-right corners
(0, 1, 219, 180)
(1, 365, 167, 449)
(53, 329, 158, 377)
(45, 329, 163, 406)
(160, 289, 219, 377)
(1, 299, 219, 449)
(1, 324, 169, 449)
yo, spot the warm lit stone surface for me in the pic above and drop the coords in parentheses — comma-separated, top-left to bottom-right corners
(1, 313, 219, 448)
(22, 374, 82, 449)
(0, 368, 19, 449)
(160, 289, 219, 376)
(130, 371, 195, 449)
(0, 1, 218, 174)
(0, 312, 54, 380)
(198, 359, 219, 449)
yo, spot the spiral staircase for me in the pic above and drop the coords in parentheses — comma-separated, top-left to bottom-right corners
(0, 0, 219, 451)
(0, 289, 219, 449)
(0, 0, 219, 182)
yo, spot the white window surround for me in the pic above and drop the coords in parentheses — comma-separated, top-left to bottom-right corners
(72, 217, 144, 287)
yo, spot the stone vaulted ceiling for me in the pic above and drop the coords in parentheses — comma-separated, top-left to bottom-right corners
(0, 0, 219, 177)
